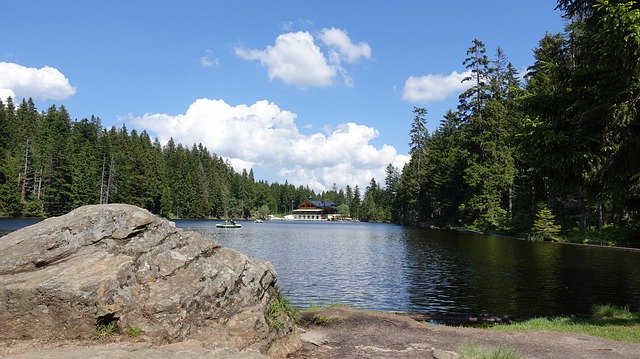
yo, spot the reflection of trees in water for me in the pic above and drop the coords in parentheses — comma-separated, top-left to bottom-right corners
(131, 220, 640, 316)
(404, 229, 475, 315)
(403, 229, 640, 317)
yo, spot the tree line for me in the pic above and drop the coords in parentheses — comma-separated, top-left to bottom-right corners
(0, 99, 375, 219)
(388, 0, 639, 241)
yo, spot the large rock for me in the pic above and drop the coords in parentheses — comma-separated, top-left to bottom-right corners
(0, 204, 299, 356)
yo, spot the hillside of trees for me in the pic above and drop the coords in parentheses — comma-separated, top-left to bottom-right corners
(390, 0, 640, 242)
(0, 99, 371, 219)
(1, 0, 638, 243)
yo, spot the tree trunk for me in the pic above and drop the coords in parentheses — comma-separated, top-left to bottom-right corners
(597, 202, 603, 229)
(20, 140, 29, 201)
(100, 155, 107, 204)
(578, 186, 587, 232)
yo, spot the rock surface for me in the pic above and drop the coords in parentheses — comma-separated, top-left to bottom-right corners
(0, 204, 299, 356)
(292, 307, 640, 359)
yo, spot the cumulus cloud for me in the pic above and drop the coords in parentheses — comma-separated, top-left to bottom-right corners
(235, 28, 371, 88)
(131, 98, 408, 192)
(235, 31, 335, 88)
(402, 70, 472, 102)
(0, 62, 76, 101)
(0, 88, 16, 101)
(319, 28, 372, 63)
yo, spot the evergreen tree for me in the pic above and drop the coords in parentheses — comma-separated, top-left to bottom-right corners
(532, 204, 562, 241)
(42, 106, 73, 216)
(459, 39, 491, 121)
(456, 40, 515, 230)
(351, 185, 361, 220)
(69, 117, 101, 208)
(409, 107, 428, 155)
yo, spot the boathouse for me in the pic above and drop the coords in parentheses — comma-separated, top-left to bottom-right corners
(292, 198, 338, 220)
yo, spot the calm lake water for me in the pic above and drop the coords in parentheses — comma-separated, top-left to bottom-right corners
(176, 220, 640, 318)
(2, 218, 639, 318)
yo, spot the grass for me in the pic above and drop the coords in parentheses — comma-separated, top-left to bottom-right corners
(457, 341, 522, 359)
(267, 289, 299, 330)
(309, 315, 337, 326)
(562, 225, 637, 246)
(125, 326, 143, 337)
(305, 302, 349, 311)
(303, 314, 341, 326)
(490, 305, 640, 344)
(90, 321, 119, 340)
(298, 302, 347, 326)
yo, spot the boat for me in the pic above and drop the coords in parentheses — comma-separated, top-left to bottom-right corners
(216, 220, 242, 228)
(255, 219, 264, 223)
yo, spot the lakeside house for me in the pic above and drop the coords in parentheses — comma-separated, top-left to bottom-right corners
(292, 198, 338, 221)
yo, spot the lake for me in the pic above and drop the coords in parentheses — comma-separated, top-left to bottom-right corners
(2, 218, 639, 318)
(176, 219, 640, 318)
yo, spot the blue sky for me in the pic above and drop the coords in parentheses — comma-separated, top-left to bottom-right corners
(1, 1, 566, 191)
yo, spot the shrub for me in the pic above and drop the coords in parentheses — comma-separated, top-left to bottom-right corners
(267, 289, 299, 330)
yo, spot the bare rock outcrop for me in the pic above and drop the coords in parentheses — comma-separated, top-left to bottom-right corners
(0, 204, 299, 356)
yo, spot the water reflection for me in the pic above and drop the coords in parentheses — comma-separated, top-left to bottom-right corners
(2, 218, 639, 317)
(403, 228, 640, 317)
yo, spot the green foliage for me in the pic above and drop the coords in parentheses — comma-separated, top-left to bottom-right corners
(457, 341, 522, 359)
(391, 4, 640, 238)
(593, 304, 633, 320)
(91, 321, 119, 340)
(125, 326, 143, 337)
(305, 302, 349, 310)
(393, 40, 517, 231)
(491, 305, 640, 344)
(308, 315, 338, 326)
(336, 203, 350, 216)
(0, 98, 367, 220)
(299, 303, 347, 326)
(267, 289, 299, 330)
(563, 225, 634, 246)
(531, 204, 562, 241)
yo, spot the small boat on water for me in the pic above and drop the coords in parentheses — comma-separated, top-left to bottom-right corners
(216, 220, 242, 228)
(255, 219, 264, 223)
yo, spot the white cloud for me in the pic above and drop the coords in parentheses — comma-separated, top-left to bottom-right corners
(0, 62, 76, 101)
(235, 31, 336, 88)
(0, 88, 16, 101)
(130, 98, 408, 192)
(199, 50, 219, 68)
(402, 70, 472, 102)
(319, 28, 372, 64)
(235, 28, 371, 88)
(281, 18, 314, 32)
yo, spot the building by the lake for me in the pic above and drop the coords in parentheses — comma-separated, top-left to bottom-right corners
(292, 198, 339, 221)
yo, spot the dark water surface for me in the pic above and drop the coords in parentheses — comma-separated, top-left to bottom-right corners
(176, 220, 640, 318)
(0, 218, 42, 237)
(2, 218, 639, 317)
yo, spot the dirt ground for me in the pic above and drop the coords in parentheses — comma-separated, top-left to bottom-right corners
(289, 307, 640, 359)
(2, 307, 639, 358)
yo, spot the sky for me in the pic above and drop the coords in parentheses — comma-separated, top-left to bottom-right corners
(0, 1, 566, 192)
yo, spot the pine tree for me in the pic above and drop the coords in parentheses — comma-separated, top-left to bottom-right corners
(459, 39, 491, 121)
(532, 204, 561, 241)
(455, 40, 516, 230)
(42, 106, 73, 216)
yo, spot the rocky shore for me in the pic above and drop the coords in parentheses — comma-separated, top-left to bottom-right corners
(0, 204, 298, 357)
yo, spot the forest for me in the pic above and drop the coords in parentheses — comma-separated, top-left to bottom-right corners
(0, 98, 365, 220)
(392, 0, 640, 243)
(0, 0, 638, 243)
